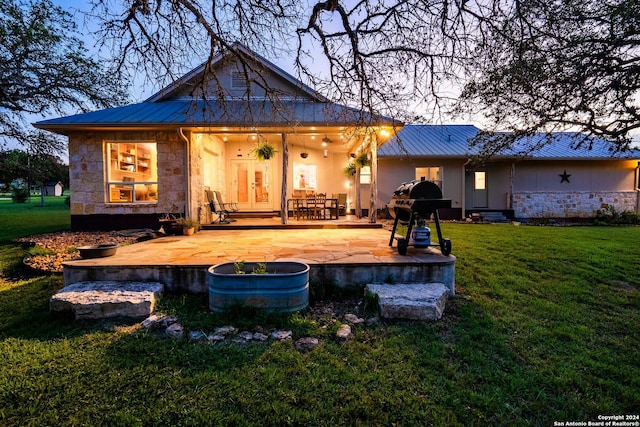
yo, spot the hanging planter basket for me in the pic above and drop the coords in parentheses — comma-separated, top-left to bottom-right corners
(343, 162, 357, 177)
(354, 151, 370, 168)
(253, 140, 277, 161)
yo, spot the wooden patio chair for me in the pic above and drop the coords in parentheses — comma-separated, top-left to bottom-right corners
(309, 193, 327, 219)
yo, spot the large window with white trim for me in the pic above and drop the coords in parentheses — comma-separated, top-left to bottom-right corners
(415, 166, 442, 188)
(106, 142, 158, 203)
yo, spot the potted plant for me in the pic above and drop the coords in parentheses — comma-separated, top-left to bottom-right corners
(253, 139, 277, 161)
(343, 162, 356, 177)
(354, 151, 370, 168)
(177, 217, 199, 235)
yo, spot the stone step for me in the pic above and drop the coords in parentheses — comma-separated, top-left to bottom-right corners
(365, 283, 449, 321)
(479, 212, 510, 223)
(50, 281, 164, 320)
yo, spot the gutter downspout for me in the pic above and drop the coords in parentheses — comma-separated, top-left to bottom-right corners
(461, 158, 471, 220)
(178, 128, 192, 218)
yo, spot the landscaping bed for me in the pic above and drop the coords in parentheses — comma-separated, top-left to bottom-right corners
(14, 230, 155, 272)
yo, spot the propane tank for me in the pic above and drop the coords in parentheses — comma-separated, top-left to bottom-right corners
(411, 222, 431, 248)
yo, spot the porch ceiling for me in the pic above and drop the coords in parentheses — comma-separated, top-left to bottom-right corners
(192, 125, 398, 154)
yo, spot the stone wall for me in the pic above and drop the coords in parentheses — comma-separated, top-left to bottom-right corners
(68, 131, 187, 218)
(513, 191, 638, 219)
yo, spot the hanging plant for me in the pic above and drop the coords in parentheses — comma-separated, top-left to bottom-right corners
(354, 151, 370, 168)
(300, 151, 309, 159)
(253, 139, 277, 161)
(343, 162, 356, 177)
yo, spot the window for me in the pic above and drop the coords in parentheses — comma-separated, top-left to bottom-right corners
(293, 163, 317, 190)
(415, 166, 442, 188)
(106, 142, 158, 203)
(474, 171, 486, 190)
(360, 165, 371, 184)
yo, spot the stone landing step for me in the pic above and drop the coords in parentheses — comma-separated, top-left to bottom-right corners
(50, 281, 164, 320)
(365, 283, 449, 321)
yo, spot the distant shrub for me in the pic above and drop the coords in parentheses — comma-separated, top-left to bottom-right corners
(10, 179, 30, 203)
(595, 205, 640, 225)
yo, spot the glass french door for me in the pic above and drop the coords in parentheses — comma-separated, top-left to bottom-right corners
(230, 159, 272, 210)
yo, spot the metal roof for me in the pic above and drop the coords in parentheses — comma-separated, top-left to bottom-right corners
(501, 132, 640, 159)
(380, 125, 640, 160)
(34, 99, 397, 132)
(379, 124, 480, 157)
(145, 43, 327, 103)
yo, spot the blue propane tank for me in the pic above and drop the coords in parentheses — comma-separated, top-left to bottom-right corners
(412, 225, 431, 248)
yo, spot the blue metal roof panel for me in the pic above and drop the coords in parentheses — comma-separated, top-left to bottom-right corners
(380, 126, 640, 160)
(503, 132, 640, 159)
(35, 100, 395, 129)
(379, 124, 480, 157)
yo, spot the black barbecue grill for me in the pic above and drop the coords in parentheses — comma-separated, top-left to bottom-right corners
(388, 179, 452, 256)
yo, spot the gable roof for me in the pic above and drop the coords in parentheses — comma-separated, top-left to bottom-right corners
(379, 125, 640, 160)
(34, 43, 399, 134)
(145, 43, 327, 103)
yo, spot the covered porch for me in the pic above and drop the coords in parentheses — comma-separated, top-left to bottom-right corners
(188, 124, 396, 226)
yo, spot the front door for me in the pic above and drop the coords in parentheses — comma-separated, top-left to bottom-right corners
(230, 159, 272, 211)
(471, 170, 488, 208)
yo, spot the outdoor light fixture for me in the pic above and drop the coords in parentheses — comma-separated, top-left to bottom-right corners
(323, 149, 328, 158)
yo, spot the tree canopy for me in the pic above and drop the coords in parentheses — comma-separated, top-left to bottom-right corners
(458, 0, 640, 153)
(0, 148, 68, 189)
(0, 0, 129, 154)
(82, 0, 639, 151)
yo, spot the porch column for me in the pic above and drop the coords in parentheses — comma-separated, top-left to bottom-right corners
(369, 133, 378, 223)
(355, 167, 361, 218)
(280, 133, 289, 224)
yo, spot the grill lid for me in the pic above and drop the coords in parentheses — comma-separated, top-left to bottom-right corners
(392, 180, 443, 200)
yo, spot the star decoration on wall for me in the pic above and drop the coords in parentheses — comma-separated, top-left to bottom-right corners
(559, 170, 571, 183)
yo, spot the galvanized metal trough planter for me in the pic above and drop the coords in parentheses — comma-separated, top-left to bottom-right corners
(208, 261, 310, 313)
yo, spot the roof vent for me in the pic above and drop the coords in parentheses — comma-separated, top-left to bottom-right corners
(231, 71, 245, 89)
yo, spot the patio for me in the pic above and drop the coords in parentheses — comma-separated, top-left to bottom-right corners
(62, 223, 456, 295)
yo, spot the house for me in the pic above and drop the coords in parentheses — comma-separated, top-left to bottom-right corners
(378, 125, 640, 220)
(34, 44, 398, 230)
(45, 181, 64, 197)
(34, 45, 639, 230)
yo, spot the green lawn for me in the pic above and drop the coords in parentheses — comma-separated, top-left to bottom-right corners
(0, 196, 70, 241)
(0, 207, 638, 426)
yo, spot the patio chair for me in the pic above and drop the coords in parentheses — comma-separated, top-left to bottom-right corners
(206, 190, 230, 223)
(309, 193, 327, 219)
(214, 190, 237, 222)
(337, 193, 347, 216)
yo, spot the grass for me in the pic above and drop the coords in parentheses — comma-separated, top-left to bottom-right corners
(0, 196, 70, 241)
(0, 205, 639, 425)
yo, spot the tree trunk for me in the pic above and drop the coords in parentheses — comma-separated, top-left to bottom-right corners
(355, 168, 362, 218)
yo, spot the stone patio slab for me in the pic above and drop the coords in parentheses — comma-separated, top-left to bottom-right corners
(366, 283, 449, 320)
(50, 281, 164, 320)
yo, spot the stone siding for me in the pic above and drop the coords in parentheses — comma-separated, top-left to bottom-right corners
(513, 191, 638, 219)
(68, 131, 187, 217)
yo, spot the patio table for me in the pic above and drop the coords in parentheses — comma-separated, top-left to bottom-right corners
(287, 198, 338, 220)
